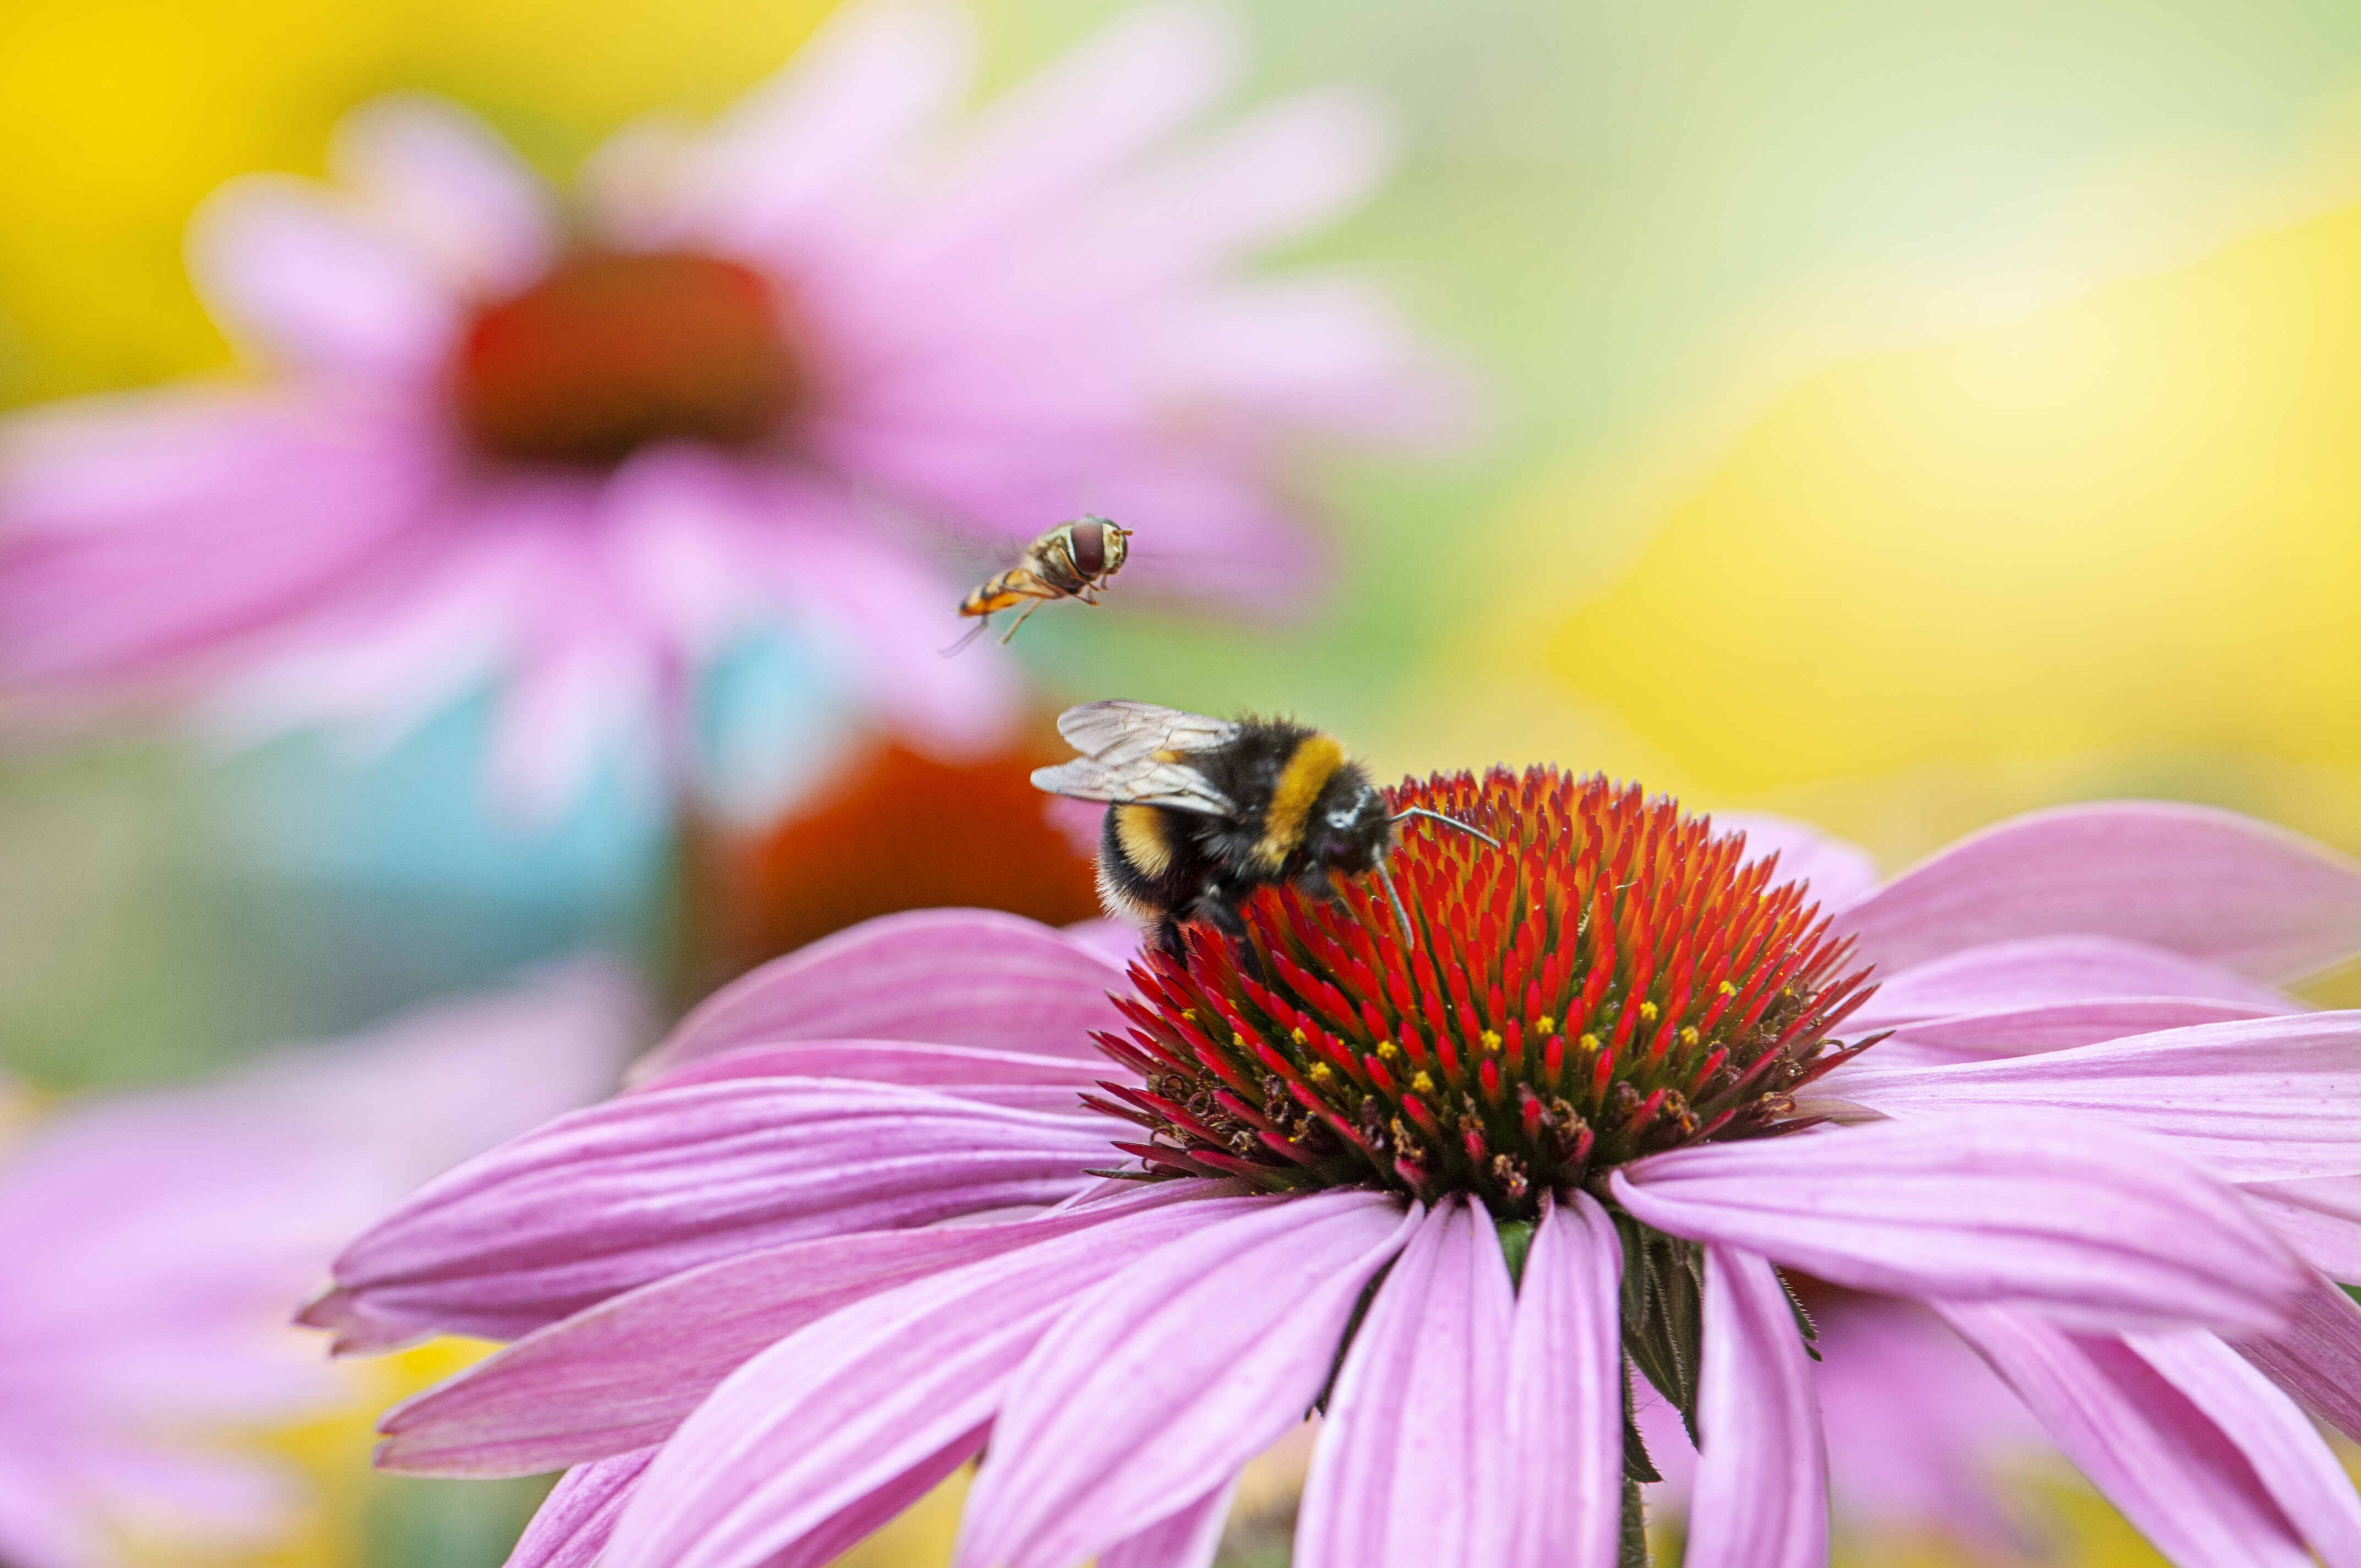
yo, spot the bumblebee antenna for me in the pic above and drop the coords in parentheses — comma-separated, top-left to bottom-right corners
(1390, 806, 1500, 848)
(1374, 861, 1416, 944)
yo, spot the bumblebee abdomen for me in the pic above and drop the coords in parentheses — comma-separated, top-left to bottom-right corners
(1100, 801, 1217, 926)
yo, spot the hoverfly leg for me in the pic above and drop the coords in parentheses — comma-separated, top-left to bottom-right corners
(998, 598, 1048, 645)
(938, 618, 994, 657)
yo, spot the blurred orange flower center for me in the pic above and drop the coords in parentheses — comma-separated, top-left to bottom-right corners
(451, 250, 803, 468)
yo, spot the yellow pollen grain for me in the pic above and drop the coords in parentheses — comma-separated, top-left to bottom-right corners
(1638, 1001, 1658, 1022)
(1717, 981, 1737, 997)
(1309, 1063, 1335, 1087)
(1182, 1009, 1199, 1021)
(1290, 1027, 1308, 1046)
(1579, 1033, 1602, 1054)
(1481, 1030, 1503, 1053)
(1377, 1041, 1401, 1060)
(1680, 1026, 1700, 1048)
(1535, 1015, 1555, 1035)
(1411, 1071, 1437, 1095)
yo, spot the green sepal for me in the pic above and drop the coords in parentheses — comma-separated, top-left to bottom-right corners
(1497, 1218, 1536, 1288)
(1615, 1213, 1703, 1443)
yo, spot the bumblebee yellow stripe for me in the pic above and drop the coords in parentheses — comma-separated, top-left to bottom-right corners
(1255, 734, 1345, 869)
(1114, 803, 1174, 878)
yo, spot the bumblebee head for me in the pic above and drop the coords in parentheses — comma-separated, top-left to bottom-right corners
(1310, 778, 1395, 874)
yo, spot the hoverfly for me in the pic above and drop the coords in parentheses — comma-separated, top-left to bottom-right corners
(948, 515, 1130, 651)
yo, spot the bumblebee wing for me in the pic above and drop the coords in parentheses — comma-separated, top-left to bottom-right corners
(1030, 756, 1236, 816)
(1054, 701, 1239, 762)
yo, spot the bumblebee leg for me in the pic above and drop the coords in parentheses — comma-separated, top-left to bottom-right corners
(1151, 916, 1187, 962)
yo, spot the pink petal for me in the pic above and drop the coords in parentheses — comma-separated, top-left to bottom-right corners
(752, 497, 1021, 759)
(632, 1041, 1103, 1112)
(1294, 1199, 1517, 1568)
(1147, 275, 1471, 448)
(601, 1191, 1273, 1568)
(312, 1080, 1112, 1349)
(2236, 1275, 2361, 1445)
(1880, 997, 2287, 1065)
(1817, 1014, 2361, 1180)
(0, 389, 439, 684)
(954, 1190, 1419, 1568)
(1715, 810, 1882, 910)
(1506, 1194, 1624, 1568)
(1853, 935, 2297, 1031)
(2240, 1174, 2361, 1283)
(331, 94, 556, 295)
(187, 173, 458, 375)
(507, 1449, 655, 1568)
(2125, 1330, 2361, 1568)
(1097, 1480, 1238, 1568)
(884, 3, 1242, 276)
(661, 0, 975, 256)
(1683, 1245, 1828, 1568)
(377, 1188, 1206, 1476)
(637, 909, 1131, 1076)
(1841, 803, 2361, 983)
(1612, 1115, 2303, 1333)
(1939, 1304, 2312, 1567)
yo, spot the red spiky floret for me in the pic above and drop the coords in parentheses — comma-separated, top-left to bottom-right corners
(1103, 766, 1880, 1216)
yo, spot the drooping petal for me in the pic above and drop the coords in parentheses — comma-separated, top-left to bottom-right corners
(1939, 1305, 2311, 1568)
(1505, 1193, 1624, 1568)
(1852, 935, 2295, 1031)
(1878, 998, 2287, 1064)
(0, 389, 442, 685)
(1815, 1014, 2361, 1180)
(2125, 1331, 2361, 1568)
(954, 1191, 1419, 1568)
(1097, 1479, 1239, 1568)
(2239, 1174, 2361, 1282)
(635, 909, 1130, 1077)
(1839, 803, 2361, 983)
(1715, 811, 1881, 910)
(1293, 1199, 1516, 1568)
(187, 173, 460, 375)
(1683, 1246, 1828, 1568)
(2236, 1276, 2361, 1444)
(309, 1080, 1111, 1349)
(601, 1191, 1274, 1568)
(1612, 1116, 2303, 1333)
(377, 1186, 1207, 1476)
(507, 1450, 655, 1568)
(629, 1041, 1105, 1113)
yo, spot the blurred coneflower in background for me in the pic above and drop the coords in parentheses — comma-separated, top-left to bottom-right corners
(0, 0, 1460, 821)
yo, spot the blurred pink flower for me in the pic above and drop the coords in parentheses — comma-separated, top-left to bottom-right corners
(310, 786, 2361, 1568)
(0, 962, 635, 1568)
(0, 1, 1455, 815)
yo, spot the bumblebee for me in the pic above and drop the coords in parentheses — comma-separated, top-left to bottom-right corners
(951, 515, 1131, 650)
(1031, 701, 1494, 956)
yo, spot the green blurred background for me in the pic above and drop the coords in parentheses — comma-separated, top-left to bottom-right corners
(11, 0, 2361, 1563)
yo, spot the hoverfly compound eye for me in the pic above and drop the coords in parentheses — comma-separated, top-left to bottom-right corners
(1070, 520, 1107, 578)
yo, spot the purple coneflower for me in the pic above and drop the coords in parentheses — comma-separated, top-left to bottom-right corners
(0, 1, 1452, 815)
(311, 773, 2361, 1567)
(0, 962, 633, 1568)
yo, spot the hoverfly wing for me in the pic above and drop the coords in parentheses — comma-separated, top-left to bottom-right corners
(1029, 755, 1237, 816)
(1054, 701, 1239, 762)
